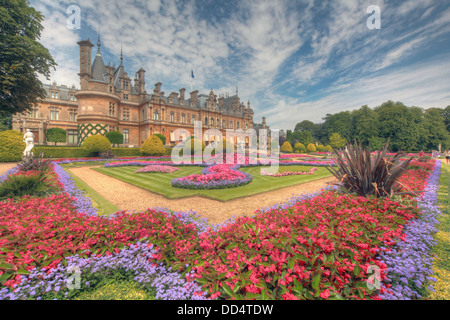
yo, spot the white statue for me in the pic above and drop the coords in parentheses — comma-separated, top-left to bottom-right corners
(23, 129, 35, 157)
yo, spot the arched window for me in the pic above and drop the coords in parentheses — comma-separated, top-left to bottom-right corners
(153, 110, 159, 121)
(211, 118, 214, 126)
(205, 117, 208, 126)
(170, 112, 175, 122)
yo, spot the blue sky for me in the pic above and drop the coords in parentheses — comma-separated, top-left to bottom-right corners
(30, 0, 450, 130)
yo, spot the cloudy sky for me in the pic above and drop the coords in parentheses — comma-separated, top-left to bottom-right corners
(30, 0, 450, 130)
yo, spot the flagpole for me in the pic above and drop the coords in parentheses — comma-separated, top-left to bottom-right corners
(190, 67, 194, 93)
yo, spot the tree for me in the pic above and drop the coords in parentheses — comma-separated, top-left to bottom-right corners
(422, 108, 450, 150)
(295, 120, 318, 134)
(46, 127, 66, 146)
(280, 141, 293, 153)
(352, 105, 380, 147)
(0, 0, 57, 115)
(443, 106, 450, 132)
(294, 142, 306, 153)
(324, 111, 353, 142)
(0, 110, 12, 131)
(306, 143, 316, 153)
(293, 130, 314, 146)
(329, 132, 347, 149)
(106, 130, 123, 147)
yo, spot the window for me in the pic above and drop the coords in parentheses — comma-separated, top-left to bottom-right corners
(153, 110, 159, 121)
(191, 115, 196, 124)
(217, 118, 220, 128)
(230, 121, 233, 129)
(29, 107, 38, 118)
(122, 108, 130, 121)
(123, 94, 129, 100)
(123, 129, 129, 144)
(237, 122, 240, 129)
(170, 112, 175, 123)
(204, 117, 208, 126)
(69, 109, 77, 122)
(50, 108, 59, 120)
(109, 103, 115, 116)
(211, 118, 214, 127)
(68, 129, 78, 144)
(181, 113, 186, 124)
(222, 120, 226, 128)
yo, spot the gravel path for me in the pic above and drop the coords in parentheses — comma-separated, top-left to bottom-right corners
(0, 163, 18, 176)
(68, 166, 335, 224)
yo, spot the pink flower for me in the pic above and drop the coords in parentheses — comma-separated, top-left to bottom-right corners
(320, 289, 331, 299)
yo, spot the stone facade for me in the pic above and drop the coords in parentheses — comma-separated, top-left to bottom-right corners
(12, 37, 262, 148)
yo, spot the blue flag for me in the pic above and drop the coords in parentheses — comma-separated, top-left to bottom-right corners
(191, 69, 194, 79)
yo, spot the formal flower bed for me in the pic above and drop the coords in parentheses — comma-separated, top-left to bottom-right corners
(261, 167, 318, 177)
(171, 164, 253, 190)
(0, 154, 441, 300)
(135, 165, 180, 174)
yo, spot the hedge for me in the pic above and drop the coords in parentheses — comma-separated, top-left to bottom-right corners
(32, 146, 142, 159)
(0, 130, 25, 162)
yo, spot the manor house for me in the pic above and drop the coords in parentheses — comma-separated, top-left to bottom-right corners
(12, 36, 262, 148)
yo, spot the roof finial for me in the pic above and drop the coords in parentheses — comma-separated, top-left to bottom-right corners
(120, 44, 123, 65)
(96, 28, 102, 56)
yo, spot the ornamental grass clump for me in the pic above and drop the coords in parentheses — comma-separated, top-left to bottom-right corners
(18, 152, 52, 172)
(0, 171, 60, 200)
(327, 139, 414, 198)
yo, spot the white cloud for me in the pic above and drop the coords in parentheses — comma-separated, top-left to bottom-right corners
(266, 55, 450, 130)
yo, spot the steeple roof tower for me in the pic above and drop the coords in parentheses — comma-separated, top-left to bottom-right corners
(91, 33, 107, 82)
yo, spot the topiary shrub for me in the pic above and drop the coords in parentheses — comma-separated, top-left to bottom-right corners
(183, 136, 205, 156)
(140, 135, 166, 156)
(294, 142, 306, 153)
(153, 133, 166, 145)
(306, 143, 316, 153)
(280, 141, 293, 153)
(316, 145, 325, 152)
(105, 131, 123, 147)
(324, 145, 333, 152)
(82, 135, 112, 157)
(0, 130, 25, 162)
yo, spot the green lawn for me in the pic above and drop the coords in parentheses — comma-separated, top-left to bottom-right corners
(92, 165, 333, 202)
(429, 162, 450, 299)
(63, 166, 120, 216)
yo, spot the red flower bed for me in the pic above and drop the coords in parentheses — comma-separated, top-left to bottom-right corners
(0, 194, 199, 287)
(0, 159, 436, 299)
(175, 192, 419, 300)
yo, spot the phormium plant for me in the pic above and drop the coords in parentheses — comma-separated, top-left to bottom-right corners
(327, 139, 414, 198)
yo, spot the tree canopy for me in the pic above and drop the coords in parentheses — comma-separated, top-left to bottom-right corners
(46, 128, 66, 145)
(106, 131, 124, 147)
(0, 0, 57, 115)
(285, 101, 450, 152)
